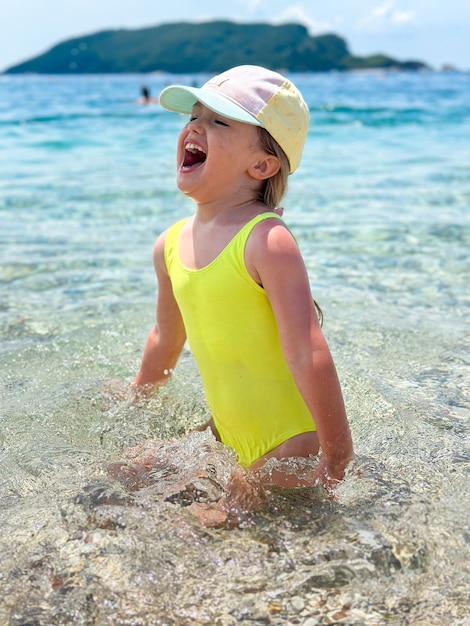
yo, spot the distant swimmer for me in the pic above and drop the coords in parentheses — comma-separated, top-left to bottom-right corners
(138, 86, 158, 105)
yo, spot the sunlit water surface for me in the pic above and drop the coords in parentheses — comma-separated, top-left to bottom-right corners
(0, 71, 469, 625)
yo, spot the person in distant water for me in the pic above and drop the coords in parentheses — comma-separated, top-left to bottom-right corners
(133, 65, 354, 488)
(138, 85, 158, 104)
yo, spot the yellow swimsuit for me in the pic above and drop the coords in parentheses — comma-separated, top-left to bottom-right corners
(164, 213, 316, 467)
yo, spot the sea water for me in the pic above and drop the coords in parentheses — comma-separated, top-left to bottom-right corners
(0, 71, 469, 625)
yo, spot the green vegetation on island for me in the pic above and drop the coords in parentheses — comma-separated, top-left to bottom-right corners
(4, 21, 428, 74)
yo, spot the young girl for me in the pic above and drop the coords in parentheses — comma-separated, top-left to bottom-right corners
(134, 65, 354, 488)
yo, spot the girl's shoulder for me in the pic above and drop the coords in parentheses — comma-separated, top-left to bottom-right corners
(245, 213, 295, 248)
(244, 214, 300, 285)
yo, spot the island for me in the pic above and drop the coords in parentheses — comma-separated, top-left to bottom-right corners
(3, 21, 428, 74)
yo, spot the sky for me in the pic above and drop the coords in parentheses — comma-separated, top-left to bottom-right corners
(1, 0, 469, 73)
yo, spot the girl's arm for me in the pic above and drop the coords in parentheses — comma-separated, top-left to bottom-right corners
(134, 231, 186, 388)
(246, 219, 354, 484)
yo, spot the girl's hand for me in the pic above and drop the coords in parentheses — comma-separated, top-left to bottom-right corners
(312, 455, 355, 489)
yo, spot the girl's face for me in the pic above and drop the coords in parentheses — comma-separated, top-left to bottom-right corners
(175, 102, 265, 202)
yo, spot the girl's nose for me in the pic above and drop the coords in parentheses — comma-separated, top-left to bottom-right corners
(186, 117, 202, 132)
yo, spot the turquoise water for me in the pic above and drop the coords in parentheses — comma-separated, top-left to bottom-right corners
(0, 71, 469, 625)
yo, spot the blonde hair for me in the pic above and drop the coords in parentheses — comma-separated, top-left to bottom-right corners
(255, 127, 324, 326)
(256, 127, 290, 210)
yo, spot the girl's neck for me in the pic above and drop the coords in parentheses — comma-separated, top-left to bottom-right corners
(194, 198, 268, 226)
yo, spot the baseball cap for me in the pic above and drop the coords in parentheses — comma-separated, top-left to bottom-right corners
(159, 65, 310, 173)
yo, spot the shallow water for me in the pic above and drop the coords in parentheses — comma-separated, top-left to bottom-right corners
(0, 71, 469, 625)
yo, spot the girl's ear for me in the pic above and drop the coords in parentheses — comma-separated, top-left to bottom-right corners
(249, 155, 281, 180)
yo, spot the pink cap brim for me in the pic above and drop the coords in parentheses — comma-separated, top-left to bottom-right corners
(159, 84, 264, 127)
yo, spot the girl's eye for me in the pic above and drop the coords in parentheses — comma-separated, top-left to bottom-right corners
(188, 114, 228, 126)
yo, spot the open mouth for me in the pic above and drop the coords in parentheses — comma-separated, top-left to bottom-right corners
(182, 142, 206, 169)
